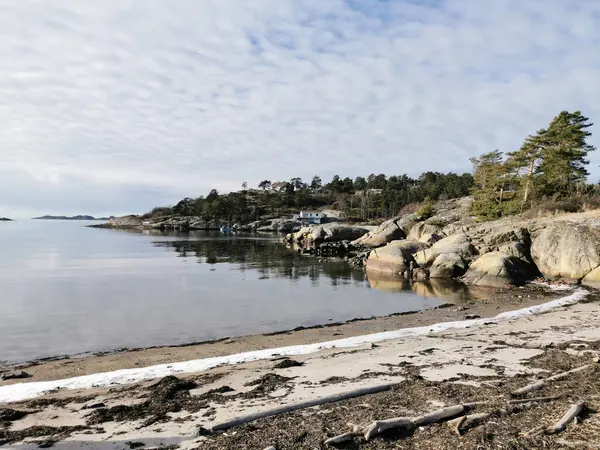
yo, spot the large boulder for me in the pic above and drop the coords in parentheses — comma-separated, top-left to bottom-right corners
(351, 217, 406, 247)
(408, 222, 445, 245)
(462, 251, 538, 287)
(414, 233, 476, 267)
(531, 222, 600, 281)
(429, 253, 467, 279)
(310, 224, 370, 243)
(365, 240, 429, 273)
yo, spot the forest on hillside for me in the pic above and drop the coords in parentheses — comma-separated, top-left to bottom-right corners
(147, 110, 597, 224)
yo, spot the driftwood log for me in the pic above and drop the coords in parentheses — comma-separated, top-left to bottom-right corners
(364, 417, 415, 441)
(512, 364, 592, 396)
(211, 383, 395, 431)
(523, 401, 586, 437)
(363, 402, 486, 441)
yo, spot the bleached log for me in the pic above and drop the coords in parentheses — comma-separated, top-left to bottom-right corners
(512, 364, 592, 396)
(546, 401, 586, 435)
(211, 382, 395, 431)
(508, 395, 561, 404)
(413, 405, 469, 427)
(447, 412, 492, 435)
(524, 401, 586, 437)
(363, 417, 415, 441)
(324, 432, 357, 445)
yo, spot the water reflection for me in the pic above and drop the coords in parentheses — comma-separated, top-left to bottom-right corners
(366, 269, 493, 302)
(150, 233, 367, 288)
(149, 232, 480, 302)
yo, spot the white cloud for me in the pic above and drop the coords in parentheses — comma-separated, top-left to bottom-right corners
(0, 0, 599, 215)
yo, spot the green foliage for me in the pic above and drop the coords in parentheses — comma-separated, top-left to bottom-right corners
(471, 110, 596, 221)
(146, 171, 474, 222)
(416, 197, 436, 220)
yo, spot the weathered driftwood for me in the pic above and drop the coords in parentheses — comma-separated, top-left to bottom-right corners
(363, 402, 486, 441)
(448, 412, 492, 436)
(546, 401, 586, 435)
(508, 395, 561, 404)
(324, 424, 361, 446)
(524, 401, 586, 437)
(512, 364, 592, 396)
(555, 440, 600, 449)
(211, 382, 395, 431)
(263, 447, 276, 450)
(413, 404, 470, 427)
(448, 402, 544, 436)
(364, 417, 415, 441)
(324, 432, 357, 445)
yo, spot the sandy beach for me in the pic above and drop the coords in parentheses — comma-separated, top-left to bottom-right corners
(2, 284, 600, 449)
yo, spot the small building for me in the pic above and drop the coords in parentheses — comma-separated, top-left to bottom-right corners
(299, 211, 324, 224)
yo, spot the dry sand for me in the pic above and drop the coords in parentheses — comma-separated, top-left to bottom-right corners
(2, 285, 600, 449)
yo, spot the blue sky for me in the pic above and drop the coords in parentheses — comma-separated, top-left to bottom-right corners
(1, 0, 599, 217)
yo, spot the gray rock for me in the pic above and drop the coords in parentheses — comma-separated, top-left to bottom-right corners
(429, 253, 467, 279)
(531, 222, 600, 281)
(365, 240, 429, 273)
(351, 217, 406, 247)
(414, 233, 476, 267)
(462, 251, 538, 287)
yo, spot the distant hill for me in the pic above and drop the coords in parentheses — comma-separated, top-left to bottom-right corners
(32, 215, 113, 221)
(0, 217, 12, 221)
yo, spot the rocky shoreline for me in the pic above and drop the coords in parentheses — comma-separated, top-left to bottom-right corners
(93, 197, 600, 289)
(283, 197, 600, 289)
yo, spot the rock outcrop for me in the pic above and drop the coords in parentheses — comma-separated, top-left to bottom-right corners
(462, 251, 538, 287)
(256, 218, 302, 233)
(365, 240, 429, 273)
(407, 222, 445, 245)
(351, 218, 406, 247)
(290, 224, 370, 247)
(414, 233, 476, 267)
(531, 222, 600, 282)
(429, 253, 467, 279)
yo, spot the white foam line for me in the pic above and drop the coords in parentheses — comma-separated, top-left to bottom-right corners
(0, 288, 588, 404)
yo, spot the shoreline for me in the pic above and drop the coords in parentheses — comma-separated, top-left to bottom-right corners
(0, 284, 575, 390)
(1, 285, 599, 449)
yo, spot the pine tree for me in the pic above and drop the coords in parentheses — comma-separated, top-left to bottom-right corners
(536, 111, 595, 196)
(506, 130, 546, 209)
(470, 150, 510, 219)
(507, 111, 595, 206)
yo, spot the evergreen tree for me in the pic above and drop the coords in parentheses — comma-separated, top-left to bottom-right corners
(470, 150, 509, 219)
(536, 111, 595, 196)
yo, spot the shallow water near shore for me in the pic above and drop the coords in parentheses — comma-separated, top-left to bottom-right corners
(1, 220, 476, 363)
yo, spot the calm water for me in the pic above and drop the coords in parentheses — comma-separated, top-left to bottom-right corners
(0, 220, 474, 363)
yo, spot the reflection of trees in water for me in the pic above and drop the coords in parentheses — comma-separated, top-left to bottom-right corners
(152, 235, 366, 286)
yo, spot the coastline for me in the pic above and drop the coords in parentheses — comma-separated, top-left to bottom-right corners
(2, 284, 564, 385)
(1, 284, 599, 449)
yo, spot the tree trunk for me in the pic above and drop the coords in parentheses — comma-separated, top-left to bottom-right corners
(522, 159, 535, 209)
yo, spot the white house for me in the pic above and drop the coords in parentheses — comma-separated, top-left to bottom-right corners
(299, 211, 324, 224)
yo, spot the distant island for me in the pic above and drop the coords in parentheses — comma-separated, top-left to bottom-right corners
(32, 215, 113, 221)
(0, 217, 12, 221)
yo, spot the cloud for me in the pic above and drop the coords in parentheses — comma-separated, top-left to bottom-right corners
(0, 0, 599, 215)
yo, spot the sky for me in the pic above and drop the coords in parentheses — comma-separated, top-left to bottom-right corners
(1, 1, 600, 218)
